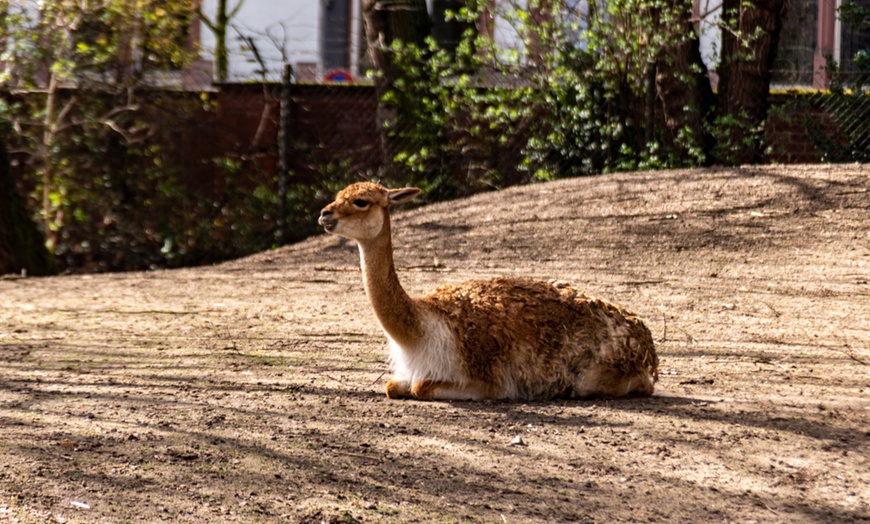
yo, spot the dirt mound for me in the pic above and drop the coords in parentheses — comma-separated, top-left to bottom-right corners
(1, 165, 868, 523)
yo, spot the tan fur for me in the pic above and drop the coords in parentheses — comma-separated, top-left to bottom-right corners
(319, 182, 659, 401)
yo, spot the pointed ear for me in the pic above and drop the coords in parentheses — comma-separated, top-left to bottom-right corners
(387, 187, 421, 207)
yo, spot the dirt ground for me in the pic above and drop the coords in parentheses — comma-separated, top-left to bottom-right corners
(1, 164, 868, 524)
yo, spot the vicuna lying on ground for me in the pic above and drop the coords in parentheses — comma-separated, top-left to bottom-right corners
(318, 182, 658, 401)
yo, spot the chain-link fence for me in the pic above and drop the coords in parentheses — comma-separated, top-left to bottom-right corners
(809, 90, 870, 161)
(278, 80, 870, 182)
(766, 88, 870, 163)
(4, 0, 869, 274)
(270, 73, 870, 244)
(4, 75, 869, 273)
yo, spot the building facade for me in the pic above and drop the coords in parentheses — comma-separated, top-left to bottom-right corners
(197, 0, 868, 87)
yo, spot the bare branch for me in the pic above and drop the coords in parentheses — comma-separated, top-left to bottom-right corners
(227, 0, 246, 20)
(197, 8, 217, 31)
(51, 96, 79, 135)
(102, 119, 134, 143)
(100, 104, 140, 121)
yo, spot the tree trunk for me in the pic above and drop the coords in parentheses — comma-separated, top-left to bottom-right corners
(655, 0, 717, 164)
(42, 70, 58, 247)
(0, 126, 58, 277)
(215, 0, 229, 82)
(717, 0, 792, 164)
(199, 0, 242, 82)
(362, 0, 431, 178)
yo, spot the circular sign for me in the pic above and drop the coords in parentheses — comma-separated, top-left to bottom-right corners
(324, 69, 354, 83)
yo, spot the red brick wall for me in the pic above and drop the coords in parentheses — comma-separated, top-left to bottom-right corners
(765, 93, 848, 163)
(178, 86, 860, 190)
(186, 84, 380, 192)
(283, 84, 381, 184)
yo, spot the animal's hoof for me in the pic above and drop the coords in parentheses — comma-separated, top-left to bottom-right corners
(385, 379, 412, 399)
(411, 379, 439, 400)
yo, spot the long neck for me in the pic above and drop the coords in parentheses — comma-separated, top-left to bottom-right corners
(357, 216, 424, 349)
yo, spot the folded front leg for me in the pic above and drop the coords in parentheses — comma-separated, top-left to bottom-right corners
(410, 379, 490, 401)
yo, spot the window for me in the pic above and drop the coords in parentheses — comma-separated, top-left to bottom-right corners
(772, 0, 818, 87)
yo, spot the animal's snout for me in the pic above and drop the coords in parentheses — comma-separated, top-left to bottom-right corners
(318, 209, 337, 230)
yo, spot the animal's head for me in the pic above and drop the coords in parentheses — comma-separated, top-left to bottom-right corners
(318, 182, 420, 241)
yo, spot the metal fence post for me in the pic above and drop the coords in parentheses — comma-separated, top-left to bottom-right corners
(645, 60, 657, 150)
(277, 63, 293, 246)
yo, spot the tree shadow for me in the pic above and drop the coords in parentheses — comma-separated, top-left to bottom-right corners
(2, 352, 868, 523)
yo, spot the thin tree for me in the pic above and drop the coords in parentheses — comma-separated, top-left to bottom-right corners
(361, 0, 431, 178)
(0, 123, 57, 276)
(199, 0, 246, 82)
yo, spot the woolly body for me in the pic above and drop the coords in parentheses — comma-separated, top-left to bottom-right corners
(318, 182, 658, 401)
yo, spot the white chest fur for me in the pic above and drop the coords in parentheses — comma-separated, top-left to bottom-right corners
(387, 311, 462, 385)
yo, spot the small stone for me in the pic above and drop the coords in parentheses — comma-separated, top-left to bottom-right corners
(510, 435, 526, 446)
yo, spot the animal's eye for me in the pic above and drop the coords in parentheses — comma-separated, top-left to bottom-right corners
(352, 199, 369, 209)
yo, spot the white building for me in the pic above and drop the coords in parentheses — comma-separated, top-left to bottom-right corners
(196, 0, 503, 84)
(197, 0, 366, 83)
(196, 0, 869, 88)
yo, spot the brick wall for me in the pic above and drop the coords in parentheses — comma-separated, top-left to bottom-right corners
(282, 84, 381, 184)
(766, 93, 847, 163)
(178, 85, 864, 191)
(182, 84, 381, 193)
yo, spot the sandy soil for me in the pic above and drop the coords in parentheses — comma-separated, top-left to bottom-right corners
(1, 164, 868, 524)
